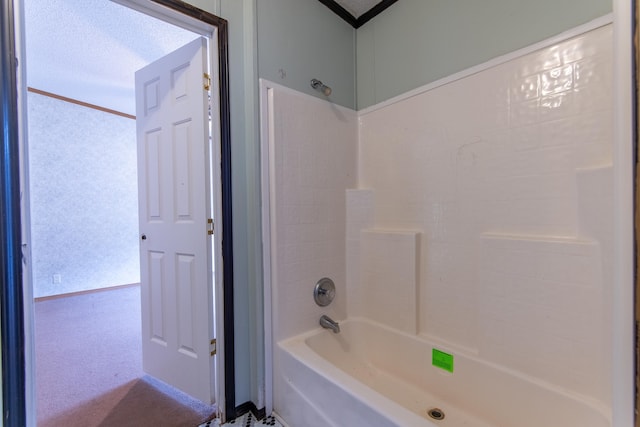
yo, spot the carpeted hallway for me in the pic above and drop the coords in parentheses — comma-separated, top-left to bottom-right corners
(35, 284, 217, 427)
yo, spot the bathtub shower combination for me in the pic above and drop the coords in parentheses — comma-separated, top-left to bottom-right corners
(263, 22, 614, 427)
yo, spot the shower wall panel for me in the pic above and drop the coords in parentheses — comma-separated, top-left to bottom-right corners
(357, 25, 613, 405)
(266, 85, 357, 342)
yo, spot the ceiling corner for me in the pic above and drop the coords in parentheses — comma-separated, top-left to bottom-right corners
(318, 0, 397, 29)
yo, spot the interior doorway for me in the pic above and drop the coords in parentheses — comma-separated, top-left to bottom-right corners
(24, 1, 210, 424)
(13, 0, 234, 424)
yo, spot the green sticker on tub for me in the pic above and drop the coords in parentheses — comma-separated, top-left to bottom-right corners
(432, 349, 454, 373)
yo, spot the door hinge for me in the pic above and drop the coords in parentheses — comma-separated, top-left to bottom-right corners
(204, 73, 211, 91)
(207, 218, 214, 235)
(210, 338, 217, 356)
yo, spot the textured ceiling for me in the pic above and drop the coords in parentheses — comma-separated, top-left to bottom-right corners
(334, 0, 383, 18)
(24, 0, 199, 116)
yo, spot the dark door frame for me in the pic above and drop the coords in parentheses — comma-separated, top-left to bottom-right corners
(0, 0, 236, 424)
(1, 1, 26, 425)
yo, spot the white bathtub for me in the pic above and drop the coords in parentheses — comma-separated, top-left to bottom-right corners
(275, 318, 610, 427)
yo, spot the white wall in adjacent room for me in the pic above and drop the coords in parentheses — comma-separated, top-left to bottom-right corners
(28, 92, 140, 298)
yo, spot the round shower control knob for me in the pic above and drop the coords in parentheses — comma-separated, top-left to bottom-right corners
(313, 277, 336, 307)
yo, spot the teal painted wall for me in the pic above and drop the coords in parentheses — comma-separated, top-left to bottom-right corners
(356, 0, 613, 109)
(257, 0, 356, 108)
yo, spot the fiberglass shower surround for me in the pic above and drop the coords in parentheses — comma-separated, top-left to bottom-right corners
(265, 23, 614, 427)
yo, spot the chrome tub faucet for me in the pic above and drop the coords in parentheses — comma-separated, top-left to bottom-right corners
(319, 315, 340, 333)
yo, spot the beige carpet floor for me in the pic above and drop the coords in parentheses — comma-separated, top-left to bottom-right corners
(35, 285, 216, 427)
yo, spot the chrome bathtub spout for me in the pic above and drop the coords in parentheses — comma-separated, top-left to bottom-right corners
(319, 315, 340, 333)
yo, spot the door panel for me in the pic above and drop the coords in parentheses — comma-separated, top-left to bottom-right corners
(135, 36, 214, 404)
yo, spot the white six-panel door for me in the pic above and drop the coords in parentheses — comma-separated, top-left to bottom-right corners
(135, 37, 215, 404)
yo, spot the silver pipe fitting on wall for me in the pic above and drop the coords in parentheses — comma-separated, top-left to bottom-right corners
(310, 78, 332, 96)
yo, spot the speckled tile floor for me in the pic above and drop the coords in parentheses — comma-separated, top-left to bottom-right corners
(199, 413, 283, 427)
